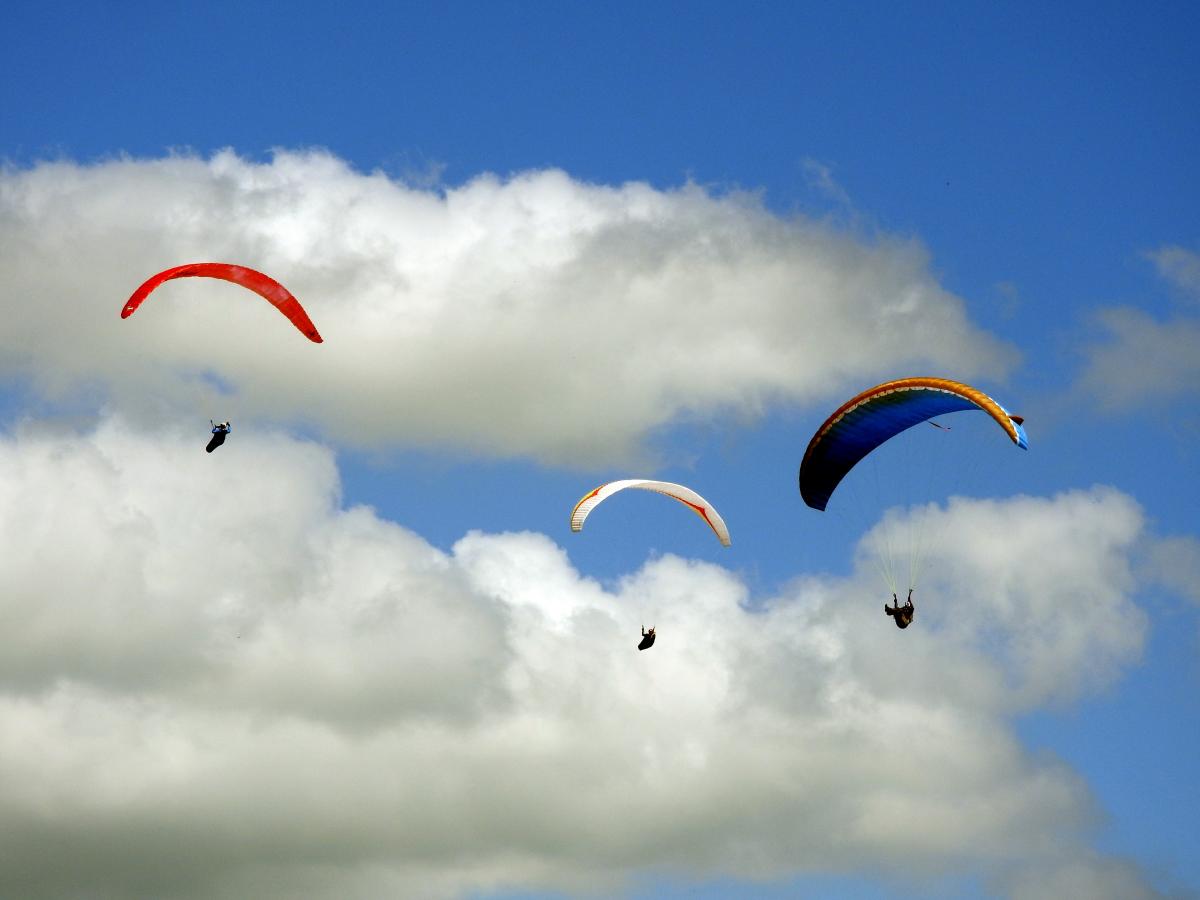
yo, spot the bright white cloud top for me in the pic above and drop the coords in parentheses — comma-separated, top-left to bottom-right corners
(0, 420, 1153, 898)
(0, 151, 1016, 464)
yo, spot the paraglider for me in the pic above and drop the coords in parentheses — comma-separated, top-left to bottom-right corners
(206, 420, 230, 453)
(571, 479, 730, 649)
(121, 263, 323, 343)
(570, 479, 731, 546)
(799, 377, 1028, 627)
(885, 590, 915, 629)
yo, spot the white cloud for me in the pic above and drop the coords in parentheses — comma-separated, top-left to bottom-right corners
(801, 157, 854, 209)
(1147, 245, 1200, 300)
(0, 151, 1016, 465)
(1142, 533, 1200, 606)
(1074, 307, 1200, 412)
(0, 422, 1158, 898)
(1072, 244, 1200, 414)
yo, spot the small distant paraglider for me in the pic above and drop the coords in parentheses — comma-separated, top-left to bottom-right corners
(206, 420, 231, 453)
(571, 479, 730, 650)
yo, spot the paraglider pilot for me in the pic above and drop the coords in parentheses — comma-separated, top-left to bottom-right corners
(638, 626, 656, 651)
(206, 420, 231, 453)
(885, 589, 915, 629)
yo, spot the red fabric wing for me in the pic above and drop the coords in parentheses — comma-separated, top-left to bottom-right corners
(122, 263, 322, 343)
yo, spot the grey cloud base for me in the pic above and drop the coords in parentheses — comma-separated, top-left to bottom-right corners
(0, 422, 1157, 899)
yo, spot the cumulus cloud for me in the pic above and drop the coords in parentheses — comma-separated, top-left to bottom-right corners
(1074, 307, 1200, 412)
(0, 422, 1156, 898)
(1146, 245, 1200, 300)
(1142, 533, 1200, 606)
(1073, 244, 1200, 413)
(801, 157, 854, 210)
(0, 151, 1016, 465)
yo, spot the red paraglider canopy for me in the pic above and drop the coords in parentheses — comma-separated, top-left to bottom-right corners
(121, 263, 323, 343)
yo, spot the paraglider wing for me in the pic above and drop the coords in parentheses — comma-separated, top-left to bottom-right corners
(799, 377, 1028, 511)
(570, 479, 731, 547)
(122, 263, 323, 343)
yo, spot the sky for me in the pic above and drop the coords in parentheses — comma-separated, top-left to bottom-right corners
(0, 2, 1197, 898)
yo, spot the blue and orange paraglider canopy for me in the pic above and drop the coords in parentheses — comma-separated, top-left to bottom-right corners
(799, 377, 1027, 512)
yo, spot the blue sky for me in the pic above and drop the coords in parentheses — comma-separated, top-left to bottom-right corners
(1, 2, 1197, 898)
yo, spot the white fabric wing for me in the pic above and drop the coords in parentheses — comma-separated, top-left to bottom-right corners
(569, 479, 731, 546)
